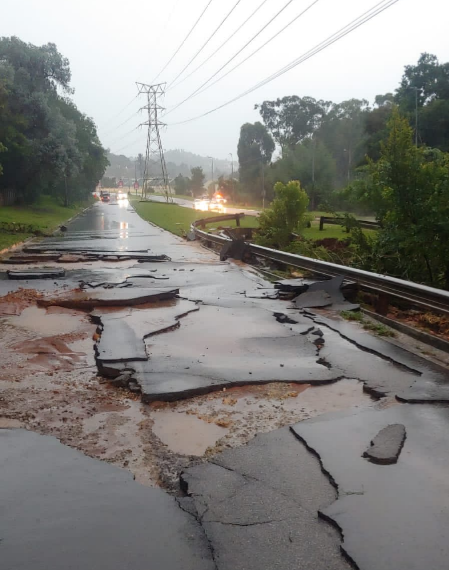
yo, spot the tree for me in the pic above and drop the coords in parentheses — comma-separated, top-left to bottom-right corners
(237, 122, 274, 198)
(255, 180, 309, 249)
(395, 53, 449, 150)
(267, 139, 336, 209)
(316, 98, 370, 186)
(173, 174, 191, 195)
(0, 36, 107, 204)
(358, 108, 449, 287)
(364, 94, 394, 161)
(190, 166, 205, 196)
(255, 96, 330, 151)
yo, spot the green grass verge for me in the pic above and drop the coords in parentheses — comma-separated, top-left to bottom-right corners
(0, 195, 93, 252)
(0, 195, 92, 232)
(0, 233, 32, 251)
(132, 199, 259, 236)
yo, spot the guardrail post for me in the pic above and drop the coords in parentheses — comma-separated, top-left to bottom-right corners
(375, 293, 390, 316)
(319, 217, 324, 231)
(236, 215, 240, 227)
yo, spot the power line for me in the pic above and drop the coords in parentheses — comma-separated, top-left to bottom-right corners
(164, 0, 296, 117)
(167, 0, 243, 89)
(100, 94, 139, 128)
(113, 130, 145, 155)
(168, 0, 399, 126)
(152, 0, 215, 84)
(169, 0, 270, 91)
(102, 107, 142, 136)
(106, 124, 142, 150)
(183, 0, 321, 103)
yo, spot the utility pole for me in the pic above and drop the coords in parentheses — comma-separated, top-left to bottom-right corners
(414, 86, 419, 147)
(228, 153, 235, 201)
(311, 138, 316, 211)
(261, 162, 265, 210)
(207, 156, 214, 194)
(136, 82, 172, 202)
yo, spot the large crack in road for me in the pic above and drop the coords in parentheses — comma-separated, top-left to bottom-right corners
(1, 200, 449, 570)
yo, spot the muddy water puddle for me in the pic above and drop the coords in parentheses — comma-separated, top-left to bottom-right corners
(9, 305, 89, 336)
(152, 412, 229, 456)
(149, 379, 373, 457)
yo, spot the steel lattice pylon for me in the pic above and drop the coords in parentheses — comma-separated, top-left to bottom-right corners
(136, 82, 172, 201)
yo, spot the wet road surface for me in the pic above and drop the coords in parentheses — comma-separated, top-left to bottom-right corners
(147, 193, 260, 216)
(1, 201, 449, 569)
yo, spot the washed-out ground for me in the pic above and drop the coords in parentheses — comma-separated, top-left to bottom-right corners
(0, 300, 372, 489)
(2, 198, 449, 570)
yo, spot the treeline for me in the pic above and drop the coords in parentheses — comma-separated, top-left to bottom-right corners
(0, 37, 108, 205)
(237, 53, 449, 211)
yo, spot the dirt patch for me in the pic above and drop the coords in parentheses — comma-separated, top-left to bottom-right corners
(0, 288, 44, 316)
(148, 379, 372, 459)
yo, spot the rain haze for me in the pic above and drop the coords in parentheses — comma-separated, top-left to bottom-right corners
(3, 0, 448, 159)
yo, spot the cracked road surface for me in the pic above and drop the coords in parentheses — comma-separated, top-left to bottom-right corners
(1, 199, 449, 569)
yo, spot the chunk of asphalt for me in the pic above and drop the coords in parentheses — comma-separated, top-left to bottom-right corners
(7, 269, 65, 280)
(38, 287, 179, 309)
(294, 290, 333, 309)
(293, 276, 348, 309)
(363, 424, 406, 465)
(274, 278, 311, 294)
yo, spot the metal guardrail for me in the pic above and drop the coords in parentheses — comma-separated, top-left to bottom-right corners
(319, 216, 380, 231)
(192, 215, 449, 316)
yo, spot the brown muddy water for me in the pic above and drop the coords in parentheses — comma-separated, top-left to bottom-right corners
(0, 295, 374, 491)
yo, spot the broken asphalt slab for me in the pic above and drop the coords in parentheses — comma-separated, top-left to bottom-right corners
(291, 405, 449, 570)
(363, 423, 406, 464)
(0, 429, 215, 570)
(302, 311, 449, 400)
(181, 427, 351, 570)
(38, 286, 179, 309)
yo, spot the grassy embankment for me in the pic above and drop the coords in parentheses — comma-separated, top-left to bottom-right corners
(131, 199, 375, 241)
(0, 195, 93, 251)
(132, 199, 259, 236)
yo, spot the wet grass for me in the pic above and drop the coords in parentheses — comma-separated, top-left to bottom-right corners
(0, 196, 92, 233)
(340, 310, 396, 337)
(0, 195, 93, 251)
(0, 233, 32, 251)
(132, 199, 259, 236)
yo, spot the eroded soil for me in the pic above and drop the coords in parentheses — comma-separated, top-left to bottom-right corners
(0, 293, 373, 491)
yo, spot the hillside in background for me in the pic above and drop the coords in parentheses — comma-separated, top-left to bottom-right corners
(105, 149, 232, 182)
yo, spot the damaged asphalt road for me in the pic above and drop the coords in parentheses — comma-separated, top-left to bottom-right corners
(1, 200, 449, 570)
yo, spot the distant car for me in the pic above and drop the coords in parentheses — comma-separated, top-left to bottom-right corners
(117, 191, 127, 200)
(101, 193, 110, 202)
(209, 200, 225, 213)
(194, 198, 210, 212)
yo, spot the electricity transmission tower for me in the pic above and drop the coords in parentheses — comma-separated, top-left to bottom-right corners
(136, 82, 172, 201)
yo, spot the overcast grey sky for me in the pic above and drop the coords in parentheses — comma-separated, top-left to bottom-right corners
(3, 0, 448, 159)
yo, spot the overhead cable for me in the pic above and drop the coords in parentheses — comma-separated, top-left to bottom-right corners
(169, 0, 270, 91)
(165, 0, 296, 116)
(167, 0, 243, 89)
(168, 0, 400, 125)
(177, 0, 321, 103)
(151, 0, 214, 84)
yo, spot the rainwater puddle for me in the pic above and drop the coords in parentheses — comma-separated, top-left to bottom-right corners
(149, 379, 373, 455)
(151, 411, 229, 456)
(9, 306, 87, 335)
